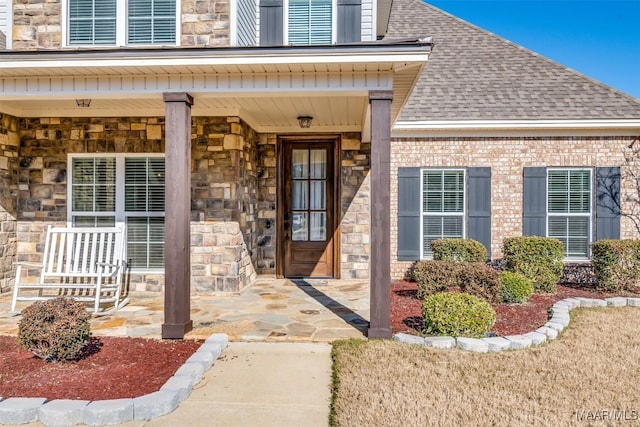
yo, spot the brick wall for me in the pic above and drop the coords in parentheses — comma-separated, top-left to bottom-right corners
(0, 114, 19, 292)
(390, 136, 640, 279)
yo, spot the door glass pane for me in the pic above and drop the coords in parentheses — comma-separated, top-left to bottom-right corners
(310, 212, 326, 241)
(291, 181, 308, 210)
(310, 181, 326, 210)
(292, 149, 308, 178)
(292, 212, 308, 241)
(310, 149, 326, 179)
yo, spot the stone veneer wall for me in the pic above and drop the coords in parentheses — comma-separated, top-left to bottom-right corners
(390, 136, 640, 279)
(11, 0, 231, 50)
(254, 133, 371, 279)
(12, 116, 257, 293)
(0, 114, 19, 293)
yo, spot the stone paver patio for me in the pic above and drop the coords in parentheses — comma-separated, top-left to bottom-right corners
(0, 278, 369, 341)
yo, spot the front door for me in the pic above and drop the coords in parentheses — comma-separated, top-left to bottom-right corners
(280, 138, 338, 277)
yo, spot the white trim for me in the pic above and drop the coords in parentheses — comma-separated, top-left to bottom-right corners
(6, 0, 12, 50)
(393, 119, 640, 137)
(229, 0, 238, 47)
(419, 168, 466, 259)
(546, 167, 593, 261)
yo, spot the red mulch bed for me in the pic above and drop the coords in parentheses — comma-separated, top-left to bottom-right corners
(0, 336, 202, 401)
(391, 281, 627, 336)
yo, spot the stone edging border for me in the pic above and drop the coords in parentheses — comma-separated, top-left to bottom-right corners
(394, 297, 640, 353)
(0, 333, 229, 426)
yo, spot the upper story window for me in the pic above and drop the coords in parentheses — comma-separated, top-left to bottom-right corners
(67, 0, 177, 46)
(259, 0, 361, 46)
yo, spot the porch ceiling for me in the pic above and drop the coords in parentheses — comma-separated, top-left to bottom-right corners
(0, 43, 431, 134)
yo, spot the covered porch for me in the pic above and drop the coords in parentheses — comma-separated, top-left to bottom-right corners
(0, 41, 431, 339)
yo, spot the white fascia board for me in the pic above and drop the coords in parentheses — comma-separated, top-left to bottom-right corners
(392, 119, 640, 137)
(0, 51, 430, 71)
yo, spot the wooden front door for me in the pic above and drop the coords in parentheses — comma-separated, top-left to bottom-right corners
(280, 138, 338, 277)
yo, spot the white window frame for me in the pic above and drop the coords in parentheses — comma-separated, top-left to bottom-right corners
(419, 168, 466, 259)
(62, 0, 180, 47)
(546, 167, 593, 261)
(67, 153, 166, 273)
(283, 0, 337, 45)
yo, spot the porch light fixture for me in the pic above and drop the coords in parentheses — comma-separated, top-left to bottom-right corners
(76, 99, 92, 108)
(297, 116, 313, 129)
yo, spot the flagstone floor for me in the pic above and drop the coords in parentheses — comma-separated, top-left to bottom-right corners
(0, 278, 370, 342)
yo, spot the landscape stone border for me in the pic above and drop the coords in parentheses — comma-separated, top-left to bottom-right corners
(0, 333, 229, 426)
(394, 297, 640, 353)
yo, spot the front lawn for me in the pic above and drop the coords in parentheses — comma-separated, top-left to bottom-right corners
(331, 307, 640, 426)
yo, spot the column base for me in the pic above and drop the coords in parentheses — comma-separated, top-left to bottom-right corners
(162, 320, 193, 339)
(367, 326, 392, 339)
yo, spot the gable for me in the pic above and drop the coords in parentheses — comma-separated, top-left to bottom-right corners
(386, 0, 640, 121)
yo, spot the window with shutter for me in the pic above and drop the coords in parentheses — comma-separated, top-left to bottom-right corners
(69, 0, 117, 45)
(288, 0, 332, 45)
(547, 169, 592, 259)
(69, 155, 165, 271)
(128, 0, 176, 44)
(421, 169, 465, 258)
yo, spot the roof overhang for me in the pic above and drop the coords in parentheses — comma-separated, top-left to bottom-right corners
(0, 42, 431, 135)
(392, 119, 640, 138)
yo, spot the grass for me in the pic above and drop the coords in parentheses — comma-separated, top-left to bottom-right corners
(331, 307, 640, 427)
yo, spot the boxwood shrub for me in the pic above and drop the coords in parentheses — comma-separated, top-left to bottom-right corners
(422, 292, 496, 338)
(591, 239, 640, 292)
(499, 271, 534, 303)
(412, 260, 463, 298)
(502, 236, 564, 294)
(18, 297, 91, 362)
(431, 238, 487, 263)
(457, 262, 501, 303)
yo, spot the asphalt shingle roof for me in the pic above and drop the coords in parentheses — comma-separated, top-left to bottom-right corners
(386, 0, 640, 121)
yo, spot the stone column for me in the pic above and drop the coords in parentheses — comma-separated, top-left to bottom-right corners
(162, 93, 194, 339)
(368, 90, 393, 339)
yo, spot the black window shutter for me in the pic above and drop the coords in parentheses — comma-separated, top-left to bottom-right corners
(337, 0, 361, 43)
(260, 0, 283, 46)
(523, 167, 547, 236)
(397, 167, 421, 261)
(468, 167, 491, 258)
(595, 167, 621, 240)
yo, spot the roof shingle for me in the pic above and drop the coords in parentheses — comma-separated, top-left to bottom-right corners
(386, 0, 640, 121)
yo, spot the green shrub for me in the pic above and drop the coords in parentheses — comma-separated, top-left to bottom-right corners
(413, 260, 463, 298)
(457, 262, 501, 303)
(499, 271, 534, 303)
(431, 238, 487, 263)
(591, 239, 640, 293)
(18, 297, 91, 362)
(422, 292, 496, 338)
(502, 237, 564, 294)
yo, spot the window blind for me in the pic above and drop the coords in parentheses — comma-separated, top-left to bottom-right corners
(128, 0, 175, 44)
(288, 0, 332, 45)
(68, 0, 116, 44)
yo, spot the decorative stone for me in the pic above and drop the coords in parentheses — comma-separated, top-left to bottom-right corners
(536, 326, 558, 340)
(0, 397, 47, 424)
(504, 335, 532, 349)
(133, 391, 179, 420)
(423, 336, 456, 349)
(522, 331, 547, 346)
(393, 333, 425, 346)
(545, 321, 565, 333)
(198, 342, 223, 359)
(186, 351, 215, 371)
(174, 363, 205, 385)
(562, 298, 582, 309)
(160, 376, 195, 402)
(39, 399, 89, 427)
(627, 298, 640, 307)
(83, 399, 134, 425)
(605, 297, 628, 307)
(205, 333, 229, 348)
(549, 315, 570, 327)
(481, 337, 511, 352)
(456, 337, 489, 353)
